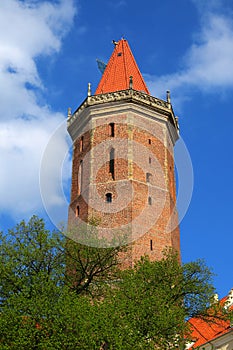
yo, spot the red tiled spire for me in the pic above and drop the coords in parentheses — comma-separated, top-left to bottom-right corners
(95, 39, 150, 95)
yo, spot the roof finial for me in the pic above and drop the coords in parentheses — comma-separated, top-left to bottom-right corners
(129, 76, 133, 89)
(166, 90, 171, 108)
(88, 82, 91, 97)
(68, 107, 72, 117)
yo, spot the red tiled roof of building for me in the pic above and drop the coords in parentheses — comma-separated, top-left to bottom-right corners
(95, 39, 150, 95)
(188, 317, 230, 348)
(188, 295, 233, 348)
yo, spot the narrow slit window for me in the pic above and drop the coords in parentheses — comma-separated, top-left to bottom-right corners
(109, 148, 115, 179)
(80, 136, 84, 152)
(109, 123, 115, 137)
(150, 239, 153, 251)
(149, 157, 152, 164)
(78, 160, 83, 195)
(106, 193, 112, 203)
(148, 139, 151, 145)
(148, 197, 152, 205)
(76, 206, 80, 217)
(146, 172, 152, 183)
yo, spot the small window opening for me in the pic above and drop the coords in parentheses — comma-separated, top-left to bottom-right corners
(148, 197, 152, 205)
(80, 136, 84, 152)
(117, 52, 122, 57)
(109, 148, 115, 179)
(109, 123, 115, 137)
(78, 160, 83, 195)
(106, 193, 112, 203)
(76, 206, 80, 217)
(146, 172, 152, 183)
(150, 239, 153, 251)
(149, 157, 152, 164)
(148, 139, 151, 145)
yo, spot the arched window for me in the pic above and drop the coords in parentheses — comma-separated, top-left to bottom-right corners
(76, 206, 80, 217)
(148, 197, 152, 205)
(106, 193, 112, 203)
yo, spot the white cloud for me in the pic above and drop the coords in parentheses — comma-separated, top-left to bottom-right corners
(0, 0, 76, 221)
(146, 5, 233, 105)
(0, 114, 69, 216)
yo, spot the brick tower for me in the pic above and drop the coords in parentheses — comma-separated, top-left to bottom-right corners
(67, 39, 180, 267)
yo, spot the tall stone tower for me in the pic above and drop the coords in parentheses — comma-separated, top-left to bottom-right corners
(67, 39, 180, 267)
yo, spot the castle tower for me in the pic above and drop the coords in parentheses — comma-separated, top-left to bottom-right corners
(67, 39, 180, 267)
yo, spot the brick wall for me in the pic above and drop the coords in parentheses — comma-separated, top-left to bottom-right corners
(68, 101, 180, 267)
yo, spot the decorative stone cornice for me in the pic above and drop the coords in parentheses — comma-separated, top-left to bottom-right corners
(67, 89, 179, 132)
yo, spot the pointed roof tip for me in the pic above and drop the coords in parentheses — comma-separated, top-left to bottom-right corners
(95, 39, 150, 95)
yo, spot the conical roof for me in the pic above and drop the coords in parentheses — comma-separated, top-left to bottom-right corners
(95, 39, 150, 95)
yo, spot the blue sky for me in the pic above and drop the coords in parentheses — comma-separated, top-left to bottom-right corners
(0, 0, 233, 298)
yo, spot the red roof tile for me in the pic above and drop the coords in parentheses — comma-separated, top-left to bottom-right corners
(95, 39, 149, 95)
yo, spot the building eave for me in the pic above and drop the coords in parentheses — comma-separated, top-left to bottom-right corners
(68, 89, 179, 135)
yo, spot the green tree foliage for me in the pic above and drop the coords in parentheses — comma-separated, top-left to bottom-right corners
(65, 223, 127, 296)
(0, 215, 64, 304)
(0, 216, 230, 349)
(94, 254, 217, 350)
